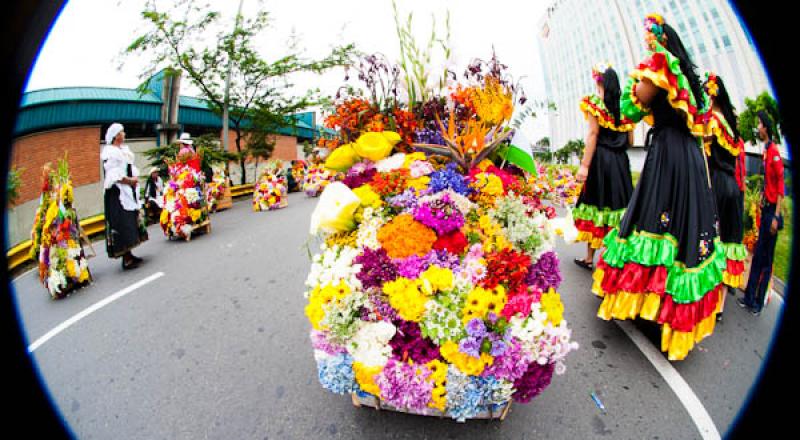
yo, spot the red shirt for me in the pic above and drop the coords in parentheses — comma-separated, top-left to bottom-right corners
(763, 142, 784, 204)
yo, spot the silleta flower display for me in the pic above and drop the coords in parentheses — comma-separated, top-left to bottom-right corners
(303, 163, 338, 197)
(29, 159, 92, 298)
(205, 168, 229, 212)
(304, 54, 577, 421)
(253, 160, 289, 211)
(160, 148, 210, 239)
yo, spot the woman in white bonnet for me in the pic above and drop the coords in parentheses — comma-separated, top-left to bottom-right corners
(101, 123, 148, 269)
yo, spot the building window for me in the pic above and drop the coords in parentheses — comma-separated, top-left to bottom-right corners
(698, 42, 706, 54)
(722, 35, 731, 47)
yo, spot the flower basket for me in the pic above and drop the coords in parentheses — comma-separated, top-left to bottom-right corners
(160, 152, 210, 240)
(253, 168, 288, 211)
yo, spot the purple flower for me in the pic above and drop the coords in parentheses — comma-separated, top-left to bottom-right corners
(355, 248, 398, 290)
(466, 318, 488, 338)
(386, 188, 419, 211)
(483, 340, 532, 382)
(512, 362, 555, 403)
(527, 251, 562, 291)
(310, 330, 347, 356)
(342, 166, 377, 189)
(390, 320, 440, 364)
(412, 194, 465, 235)
(459, 337, 482, 358)
(394, 254, 430, 279)
(376, 359, 433, 410)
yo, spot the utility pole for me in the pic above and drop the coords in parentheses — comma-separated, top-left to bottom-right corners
(222, 0, 245, 153)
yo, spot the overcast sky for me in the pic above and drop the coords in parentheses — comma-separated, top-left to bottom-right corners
(25, 0, 553, 141)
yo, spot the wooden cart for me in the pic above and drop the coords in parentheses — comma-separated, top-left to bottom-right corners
(350, 392, 512, 421)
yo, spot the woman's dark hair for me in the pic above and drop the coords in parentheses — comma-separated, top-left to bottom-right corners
(602, 68, 622, 125)
(710, 76, 740, 140)
(662, 23, 704, 107)
(757, 110, 774, 142)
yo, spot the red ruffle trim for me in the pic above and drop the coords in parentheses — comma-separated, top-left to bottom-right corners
(575, 219, 612, 240)
(658, 286, 722, 332)
(725, 259, 744, 276)
(596, 257, 668, 295)
(640, 52, 701, 117)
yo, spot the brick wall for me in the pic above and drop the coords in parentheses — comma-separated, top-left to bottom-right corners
(220, 130, 298, 161)
(10, 126, 102, 206)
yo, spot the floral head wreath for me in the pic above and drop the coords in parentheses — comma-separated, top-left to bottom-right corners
(704, 72, 719, 99)
(644, 13, 666, 48)
(592, 62, 613, 83)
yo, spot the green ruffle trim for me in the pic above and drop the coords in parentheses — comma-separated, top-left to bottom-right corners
(722, 242, 748, 262)
(574, 204, 626, 228)
(601, 227, 726, 304)
(649, 41, 707, 111)
(621, 78, 649, 123)
(602, 227, 677, 268)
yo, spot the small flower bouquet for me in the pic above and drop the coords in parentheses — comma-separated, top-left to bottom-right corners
(29, 159, 92, 298)
(305, 52, 577, 421)
(303, 163, 338, 197)
(253, 160, 288, 211)
(160, 150, 210, 240)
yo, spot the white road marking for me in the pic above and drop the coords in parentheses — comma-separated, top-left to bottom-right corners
(27, 272, 165, 353)
(615, 320, 722, 440)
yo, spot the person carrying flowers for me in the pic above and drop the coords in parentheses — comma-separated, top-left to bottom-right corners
(253, 159, 288, 211)
(159, 133, 210, 240)
(592, 14, 725, 361)
(574, 63, 636, 270)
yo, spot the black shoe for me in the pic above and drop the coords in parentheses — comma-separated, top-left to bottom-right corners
(716, 312, 723, 322)
(736, 298, 748, 309)
(728, 287, 738, 296)
(130, 255, 143, 264)
(750, 308, 762, 317)
(122, 258, 141, 270)
(574, 258, 593, 270)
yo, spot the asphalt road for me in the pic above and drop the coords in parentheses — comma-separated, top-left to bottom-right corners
(11, 193, 783, 439)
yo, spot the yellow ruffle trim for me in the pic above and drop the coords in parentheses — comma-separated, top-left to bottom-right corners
(579, 99, 636, 133)
(592, 267, 605, 298)
(632, 69, 706, 137)
(596, 291, 663, 322)
(706, 112, 741, 157)
(722, 271, 744, 289)
(661, 308, 720, 361)
(576, 230, 605, 249)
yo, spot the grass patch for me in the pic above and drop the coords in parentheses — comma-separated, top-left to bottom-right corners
(774, 196, 792, 283)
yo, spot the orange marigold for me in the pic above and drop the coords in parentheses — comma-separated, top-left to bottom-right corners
(377, 214, 437, 259)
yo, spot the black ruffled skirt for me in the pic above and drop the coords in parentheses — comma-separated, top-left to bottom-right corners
(577, 145, 633, 211)
(710, 168, 744, 244)
(104, 185, 148, 258)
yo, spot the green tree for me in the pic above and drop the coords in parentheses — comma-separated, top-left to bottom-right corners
(144, 133, 236, 182)
(738, 91, 782, 144)
(554, 139, 585, 164)
(125, 0, 354, 184)
(6, 165, 23, 206)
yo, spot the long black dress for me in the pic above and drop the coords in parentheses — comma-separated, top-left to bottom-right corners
(706, 112, 746, 288)
(592, 47, 727, 361)
(574, 95, 635, 249)
(103, 156, 148, 258)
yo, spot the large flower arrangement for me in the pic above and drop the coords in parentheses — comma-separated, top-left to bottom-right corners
(305, 54, 577, 421)
(303, 163, 338, 197)
(160, 149, 209, 239)
(205, 168, 228, 212)
(291, 160, 307, 188)
(29, 159, 92, 298)
(253, 160, 288, 211)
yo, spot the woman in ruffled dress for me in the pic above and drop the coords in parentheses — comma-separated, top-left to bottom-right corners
(102, 123, 148, 269)
(574, 63, 635, 270)
(592, 14, 725, 361)
(702, 73, 747, 321)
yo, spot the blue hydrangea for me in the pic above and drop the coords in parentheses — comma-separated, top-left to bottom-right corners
(317, 353, 358, 395)
(445, 366, 483, 422)
(428, 163, 472, 196)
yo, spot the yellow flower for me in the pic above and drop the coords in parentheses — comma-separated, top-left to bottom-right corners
(429, 385, 447, 411)
(325, 143, 359, 172)
(78, 268, 90, 283)
(189, 208, 201, 222)
(383, 277, 428, 322)
(160, 208, 169, 225)
(462, 286, 496, 322)
(352, 131, 401, 162)
(426, 359, 448, 385)
(66, 259, 77, 278)
(44, 201, 59, 229)
(419, 265, 454, 294)
(403, 152, 427, 168)
(406, 176, 430, 193)
(352, 184, 384, 209)
(353, 362, 382, 396)
(540, 288, 565, 326)
(60, 183, 74, 204)
(440, 341, 493, 376)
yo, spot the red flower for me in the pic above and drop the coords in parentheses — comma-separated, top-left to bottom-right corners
(433, 230, 469, 255)
(481, 249, 531, 291)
